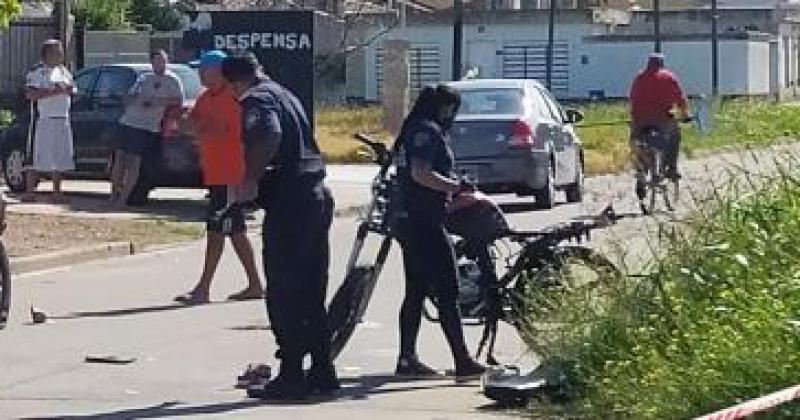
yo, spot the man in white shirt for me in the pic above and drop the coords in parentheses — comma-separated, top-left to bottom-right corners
(111, 50, 184, 205)
(24, 39, 75, 204)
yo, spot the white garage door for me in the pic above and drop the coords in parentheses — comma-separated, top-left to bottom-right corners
(376, 43, 443, 101)
(501, 41, 569, 95)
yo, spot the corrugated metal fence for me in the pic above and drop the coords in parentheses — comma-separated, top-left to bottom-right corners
(0, 17, 55, 103)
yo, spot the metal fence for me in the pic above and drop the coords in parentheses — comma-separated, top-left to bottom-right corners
(0, 17, 56, 105)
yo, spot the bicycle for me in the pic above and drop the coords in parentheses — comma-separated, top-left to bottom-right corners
(634, 118, 692, 215)
(0, 199, 9, 330)
(328, 134, 625, 365)
(427, 201, 625, 365)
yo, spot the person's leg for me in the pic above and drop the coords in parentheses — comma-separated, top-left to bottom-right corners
(51, 172, 65, 203)
(665, 120, 681, 181)
(302, 190, 339, 392)
(118, 153, 142, 204)
(397, 221, 429, 361)
(254, 210, 308, 399)
(109, 150, 125, 202)
(229, 233, 263, 298)
(176, 187, 227, 304)
(22, 170, 38, 202)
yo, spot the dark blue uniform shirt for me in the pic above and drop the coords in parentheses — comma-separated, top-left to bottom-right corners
(397, 119, 455, 221)
(240, 78, 325, 208)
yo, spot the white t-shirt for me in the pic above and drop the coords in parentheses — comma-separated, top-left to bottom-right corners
(26, 65, 73, 118)
(119, 72, 184, 133)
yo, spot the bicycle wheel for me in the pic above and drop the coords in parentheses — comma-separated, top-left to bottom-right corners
(328, 265, 375, 360)
(0, 240, 10, 330)
(509, 246, 620, 356)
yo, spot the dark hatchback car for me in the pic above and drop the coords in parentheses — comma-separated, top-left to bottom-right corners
(0, 63, 204, 204)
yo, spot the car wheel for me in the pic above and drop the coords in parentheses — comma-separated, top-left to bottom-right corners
(565, 158, 584, 204)
(534, 164, 556, 210)
(3, 147, 28, 193)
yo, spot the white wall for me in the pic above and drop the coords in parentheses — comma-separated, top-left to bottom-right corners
(358, 22, 776, 100)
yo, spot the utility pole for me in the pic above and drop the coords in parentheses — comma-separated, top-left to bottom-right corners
(546, 0, 556, 90)
(653, 0, 661, 53)
(711, 0, 719, 96)
(453, 0, 464, 80)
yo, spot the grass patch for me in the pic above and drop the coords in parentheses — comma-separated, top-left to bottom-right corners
(524, 167, 800, 418)
(316, 99, 800, 174)
(316, 106, 390, 163)
(576, 99, 800, 174)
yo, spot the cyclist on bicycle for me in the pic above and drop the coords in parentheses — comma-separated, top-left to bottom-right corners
(629, 53, 690, 200)
(394, 85, 486, 381)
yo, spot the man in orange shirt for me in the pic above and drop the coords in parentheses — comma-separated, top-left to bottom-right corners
(175, 50, 262, 304)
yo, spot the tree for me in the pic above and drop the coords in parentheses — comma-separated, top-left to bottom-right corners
(73, 0, 130, 30)
(129, 0, 182, 31)
(0, 0, 22, 28)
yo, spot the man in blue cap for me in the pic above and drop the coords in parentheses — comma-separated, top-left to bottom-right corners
(174, 50, 263, 305)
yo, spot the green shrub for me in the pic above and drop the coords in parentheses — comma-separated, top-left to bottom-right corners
(525, 165, 800, 419)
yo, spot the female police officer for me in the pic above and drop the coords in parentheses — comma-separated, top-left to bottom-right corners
(395, 85, 486, 381)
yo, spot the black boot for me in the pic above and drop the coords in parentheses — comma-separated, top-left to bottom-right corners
(306, 363, 340, 395)
(455, 357, 487, 383)
(247, 358, 308, 401)
(395, 355, 443, 379)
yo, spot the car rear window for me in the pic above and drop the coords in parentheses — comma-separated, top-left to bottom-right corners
(458, 89, 524, 116)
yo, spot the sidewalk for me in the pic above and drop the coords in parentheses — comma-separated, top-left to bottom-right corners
(3, 165, 378, 222)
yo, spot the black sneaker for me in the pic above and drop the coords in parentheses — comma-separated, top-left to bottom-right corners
(246, 375, 308, 402)
(455, 359, 487, 383)
(395, 357, 443, 379)
(306, 364, 341, 395)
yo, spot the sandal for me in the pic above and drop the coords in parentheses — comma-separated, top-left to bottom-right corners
(174, 292, 211, 305)
(227, 289, 264, 301)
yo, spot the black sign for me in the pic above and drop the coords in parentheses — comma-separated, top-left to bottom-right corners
(182, 11, 314, 118)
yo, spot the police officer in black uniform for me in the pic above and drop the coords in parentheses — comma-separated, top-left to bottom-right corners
(222, 53, 338, 400)
(394, 85, 486, 381)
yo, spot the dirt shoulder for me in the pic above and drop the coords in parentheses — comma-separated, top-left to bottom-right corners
(4, 213, 203, 259)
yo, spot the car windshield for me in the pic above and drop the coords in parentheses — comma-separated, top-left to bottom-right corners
(458, 88, 524, 116)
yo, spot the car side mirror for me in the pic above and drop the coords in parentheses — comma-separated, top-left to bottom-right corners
(565, 109, 584, 125)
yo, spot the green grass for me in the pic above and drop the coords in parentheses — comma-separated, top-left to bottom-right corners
(314, 99, 800, 173)
(316, 106, 390, 163)
(524, 166, 800, 419)
(576, 99, 800, 174)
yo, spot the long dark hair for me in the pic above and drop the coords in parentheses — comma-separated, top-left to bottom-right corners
(397, 84, 461, 142)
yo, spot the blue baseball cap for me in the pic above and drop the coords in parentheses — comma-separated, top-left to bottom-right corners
(198, 50, 227, 69)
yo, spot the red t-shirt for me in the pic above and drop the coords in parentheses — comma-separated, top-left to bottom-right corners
(629, 68, 687, 126)
(190, 85, 245, 186)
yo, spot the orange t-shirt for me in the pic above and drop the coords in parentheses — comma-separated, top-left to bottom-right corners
(191, 85, 245, 186)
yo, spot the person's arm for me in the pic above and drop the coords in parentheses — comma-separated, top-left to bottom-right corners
(669, 74, 690, 120)
(123, 75, 144, 107)
(241, 98, 282, 182)
(407, 130, 461, 194)
(24, 69, 63, 101)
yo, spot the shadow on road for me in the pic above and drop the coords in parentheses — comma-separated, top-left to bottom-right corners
(7, 191, 207, 223)
(22, 400, 264, 419)
(51, 301, 242, 321)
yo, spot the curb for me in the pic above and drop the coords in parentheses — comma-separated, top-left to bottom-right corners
(10, 242, 134, 275)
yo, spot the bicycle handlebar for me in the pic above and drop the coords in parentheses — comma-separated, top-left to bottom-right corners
(501, 206, 623, 243)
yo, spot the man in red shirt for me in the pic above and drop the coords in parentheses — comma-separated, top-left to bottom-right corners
(174, 50, 262, 305)
(629, 53, 690, 198)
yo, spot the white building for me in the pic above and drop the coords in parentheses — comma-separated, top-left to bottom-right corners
(345, 6, 800, 101)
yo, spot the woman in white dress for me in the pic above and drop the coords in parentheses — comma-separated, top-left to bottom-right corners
(23, 39, 75, 204)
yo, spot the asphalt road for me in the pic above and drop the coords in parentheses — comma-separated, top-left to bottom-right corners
(1, 145, 794, 419)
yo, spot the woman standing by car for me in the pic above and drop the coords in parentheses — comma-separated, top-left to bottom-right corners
(394, 85, 486, 381)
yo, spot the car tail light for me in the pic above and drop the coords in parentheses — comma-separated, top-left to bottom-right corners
(509, 120, 541, 149)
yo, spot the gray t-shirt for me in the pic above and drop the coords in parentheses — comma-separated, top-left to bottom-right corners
(119, 71, 184, 133)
